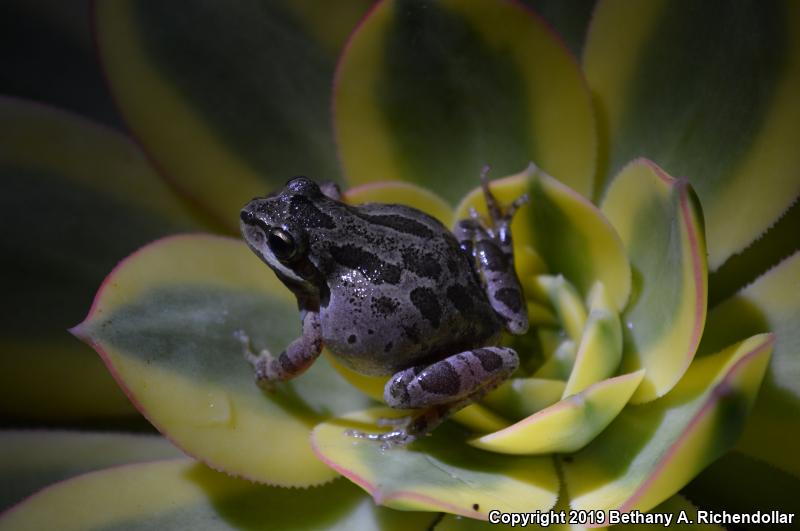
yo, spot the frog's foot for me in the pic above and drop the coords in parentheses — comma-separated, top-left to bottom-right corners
(478, 165, 529, 232)
(345, 427, 417, 450)
(346, 407, 444, 449)
(234, 329, 276, 391)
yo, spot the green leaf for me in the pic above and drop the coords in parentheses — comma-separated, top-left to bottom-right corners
(699, 251, 800, 478)
(1, 0, 122, 127)
(0, 430, 182, 511)
(0, 96, 204, 421)
(312, 408, 559, 518)
(562, 283, 622, 397)
(481, 378, 565, 421)
(532, 275, 588, 343)
(610, 495, 725, 530)
(431, 494, 722, 530)
(521, 0, 597, 58)
(563, 333, 773, 513)
(602, 159, 707, 403)
(684, 451, 800, 521)
(584, 0, 800, 270)
(0, 459, 437, 531)
(335, 0, 597, 204)
(345, 180, 455, 226)
(534, 334, 575, 380)
(95, 0, 371, 229)
(469, 371, 643, 455)
(73, 234, 372, 486)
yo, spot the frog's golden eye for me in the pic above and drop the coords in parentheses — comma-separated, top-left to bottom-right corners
(268, 228, 297, 260)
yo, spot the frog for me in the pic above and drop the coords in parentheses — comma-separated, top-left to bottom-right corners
(237, 167, 529, 447)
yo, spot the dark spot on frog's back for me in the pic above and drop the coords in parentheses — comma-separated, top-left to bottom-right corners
(447, 284, 474, 313)
(357, 212, 435, 239)
(329, 244, 401, 284)
(289, 195, 336, 229)
(372, 295, 399, 317)
(401, 247, 442, 281)
(410, 287, 441, 328)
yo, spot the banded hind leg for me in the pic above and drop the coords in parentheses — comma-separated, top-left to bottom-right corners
(347, 346, 518, 447)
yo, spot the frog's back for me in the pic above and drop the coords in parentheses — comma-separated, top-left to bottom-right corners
(317, 202, 503, 376)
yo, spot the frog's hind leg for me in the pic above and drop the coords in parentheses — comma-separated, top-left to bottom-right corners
(348, 347, 518, 448)
(384, 347, 518, 409)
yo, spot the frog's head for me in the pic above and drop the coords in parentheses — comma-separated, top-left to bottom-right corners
(240, 176, 330, 293)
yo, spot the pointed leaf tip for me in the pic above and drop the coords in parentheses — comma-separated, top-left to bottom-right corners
(565, 333, 773, 513)
(77, 234, 372, 487)
(602, 159, 707, 403)
(469, 370, 644, 455)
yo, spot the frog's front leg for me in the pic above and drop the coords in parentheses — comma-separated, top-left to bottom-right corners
(349, 347, 519, 447)
(237, 310, 322, 389)
(455, 166, 529, 334)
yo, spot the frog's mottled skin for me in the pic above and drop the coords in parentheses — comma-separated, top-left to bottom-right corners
(239, 171, 528, 446)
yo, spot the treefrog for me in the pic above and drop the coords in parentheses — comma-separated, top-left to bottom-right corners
(238, 168, 529, 446)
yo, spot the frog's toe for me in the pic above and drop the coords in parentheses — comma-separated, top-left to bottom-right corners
(345, 427, 416, 449)
(505, 193, 530, 220)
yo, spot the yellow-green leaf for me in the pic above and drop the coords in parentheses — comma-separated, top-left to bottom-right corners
(562, 284, 623, 397)
(73, 235, 372, 486)
(95, 0, 371, 228)
(532, 275, 588, 343)
(699, 251, 800, 478)
(469, 370, 644, 455)
(610, 494, 725, 530)
(481, 377, 566, 421)
(345, 180, 454, 226)
(312, 408, 559, 518)
(534, 336, 576, 380)
(564, 333, 773, 513)
(0, 431, 181, 511)
(451, 403, 511, 434)
(0, 96, 204, 421)
(683, 451, 800, 522)
(335, 0, 596, 204)
(0, 459, 436, 531)
(602, 159, 707, 403)
(584, 0, 800, 269)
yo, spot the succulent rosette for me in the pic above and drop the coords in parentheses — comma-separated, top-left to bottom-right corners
(1, 0, 799, 529)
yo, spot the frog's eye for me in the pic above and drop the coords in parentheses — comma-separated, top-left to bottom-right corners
(268, 228, 297, 260)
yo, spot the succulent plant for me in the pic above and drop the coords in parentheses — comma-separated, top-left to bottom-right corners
(1, 1, 798, 529)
